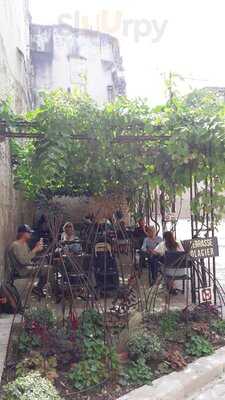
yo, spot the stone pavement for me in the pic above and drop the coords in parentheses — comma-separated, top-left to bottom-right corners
(0, 315, 13, 382)
(188, 375, 225, 399)
(119, 346, 225, 400)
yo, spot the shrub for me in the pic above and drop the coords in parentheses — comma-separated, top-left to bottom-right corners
(68, 359, 108, 391)
(160, 311, 180, 337)
(211, 320, 225, 335)
(82, 338, 119, 373)
(77, 309, 103, 339)
(18, 331, 41, 353)
(16, 352, 58, 380)
(24, 307, 56, 330)
(2, 372, 62, 400)
(185, 335, 214, 357)
(82, 338, 106, 360)
(127, 333, 161, 361)
(182, 304, 219, 322)
(121, 358, 153, 386)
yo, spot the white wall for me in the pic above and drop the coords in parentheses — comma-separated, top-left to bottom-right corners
(0, 0, 31, 111)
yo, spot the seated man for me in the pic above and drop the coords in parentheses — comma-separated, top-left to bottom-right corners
(9, 224, 54, 297)
(141, 226, 163, 284)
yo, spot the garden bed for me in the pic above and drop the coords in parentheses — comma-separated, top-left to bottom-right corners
(1, 303, 225, 400)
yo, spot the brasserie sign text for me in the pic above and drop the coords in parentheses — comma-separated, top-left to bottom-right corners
(188, 237, 219, 259)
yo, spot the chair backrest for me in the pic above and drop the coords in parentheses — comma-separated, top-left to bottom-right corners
(164, 251, 187, 269)
(95, 242, 112, 255)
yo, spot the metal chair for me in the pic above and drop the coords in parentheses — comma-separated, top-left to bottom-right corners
(160, 251, 192, 296)
(94, 243, 119, 295)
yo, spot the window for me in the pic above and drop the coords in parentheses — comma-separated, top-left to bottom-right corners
(107, 85, 115, 103)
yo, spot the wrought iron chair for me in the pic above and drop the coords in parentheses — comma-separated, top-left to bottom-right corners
(94, 242, 119, 295)
(159, 251, 192, 296)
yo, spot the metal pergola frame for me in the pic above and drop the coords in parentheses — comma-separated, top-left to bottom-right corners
(0, 118, 218, 302)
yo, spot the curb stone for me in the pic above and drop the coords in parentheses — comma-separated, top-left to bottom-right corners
(118, 346, 225, 400)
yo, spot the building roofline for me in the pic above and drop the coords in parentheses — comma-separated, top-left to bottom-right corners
(31, 23, 120, 45)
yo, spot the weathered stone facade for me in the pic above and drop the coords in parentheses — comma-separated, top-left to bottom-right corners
(0, 0, 32, 281)
(0, 2, 127, 281)
(54, 194, 130, 225)
(30, 24, 126, 105)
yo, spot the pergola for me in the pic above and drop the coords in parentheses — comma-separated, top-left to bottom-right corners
(0, 117, 220, 304)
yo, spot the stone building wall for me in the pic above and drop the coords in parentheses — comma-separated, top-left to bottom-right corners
(30, 24, 126, 105)
(54, 194, 130, 226)
(0, 0, 32, 281)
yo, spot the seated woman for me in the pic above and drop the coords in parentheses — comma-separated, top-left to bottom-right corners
(154, 231, 185, 294)
(141, 226, 163, 284)
(61, 222, 82, 254)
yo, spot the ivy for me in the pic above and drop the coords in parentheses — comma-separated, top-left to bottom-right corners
(3, 87, 225, 223)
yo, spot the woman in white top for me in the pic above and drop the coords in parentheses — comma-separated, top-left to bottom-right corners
(154, 231, 184, 256)
(61, 222, 76, 242)
(61, 222, 82, 253)
(154, 231, 185, 294)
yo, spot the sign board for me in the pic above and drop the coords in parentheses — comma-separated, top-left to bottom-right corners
(183, 237, 219, 259)
(165, 212, 176, 222)
(199, 287, 214, 304)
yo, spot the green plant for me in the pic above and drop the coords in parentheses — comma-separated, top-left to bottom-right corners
(127, 333, 161, 361)
(77, 309, 104, 339)
(82, 338, 119, 373)
(16, 352, 58, 381)
(160, 311, 180, 337)
(211, 320, 225, 335)
(121, 358, 153, 386)
(185, 335, 214, 357)
(24, 307, 56, 330)
(183, 304, 219, 323)
(155, 361, 171, 378)
(68, 359, 108, 391)
(82, 338, 106, 360)
(2, 372, 62, 400)
(10, 88, 225, 226)
(18, 331, 41, 353)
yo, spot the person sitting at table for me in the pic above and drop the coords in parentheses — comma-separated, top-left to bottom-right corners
(30, 215, 51, 249)
(132, 218, 148, 270)
(61, 222, 82, 254)
(35, 215, 51, 244)
(133, 218, 148, 248)
(154, 231, 184, 294)
(9, 224, 55, 297)
(117, 221, 127, 240)
(142, 226, 162, 253)
(141, 226, 163, 284)
(61, 222, 76, 242)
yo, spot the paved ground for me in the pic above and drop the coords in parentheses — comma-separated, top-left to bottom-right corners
(188, 374, 225, 399)
(178, 220, 225, 399)
(0, 315, 13, 382)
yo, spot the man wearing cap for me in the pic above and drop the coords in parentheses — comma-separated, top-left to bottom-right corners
(9, 224, 53, 297)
